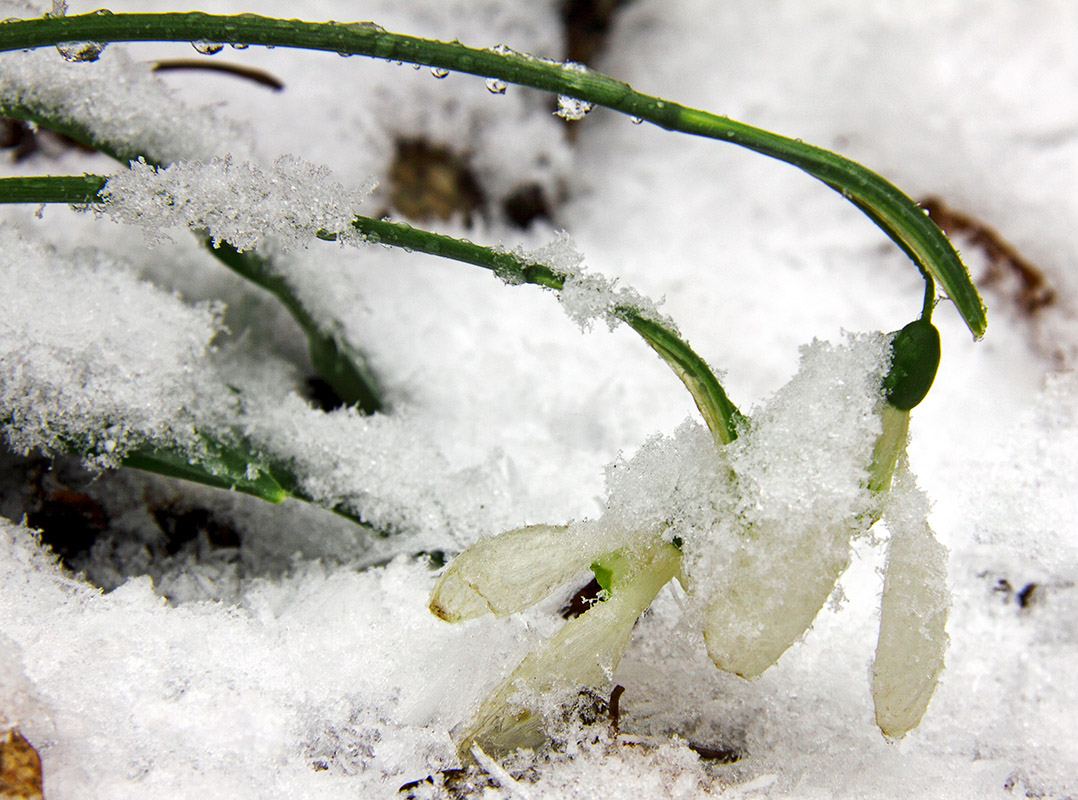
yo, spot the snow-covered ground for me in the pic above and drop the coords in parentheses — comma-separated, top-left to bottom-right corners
(1, 2, 1076, 797)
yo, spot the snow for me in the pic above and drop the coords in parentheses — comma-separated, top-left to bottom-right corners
(2, 1, 1077, 798)
(0, 223, 229, 467)
(0, 39, 248, 163)
(99, 154, 375, 253)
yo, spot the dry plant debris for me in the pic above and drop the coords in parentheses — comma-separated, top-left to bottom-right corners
(0, 729, 43, 800)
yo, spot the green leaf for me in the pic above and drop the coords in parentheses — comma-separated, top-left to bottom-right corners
(0, 11, 987, 337)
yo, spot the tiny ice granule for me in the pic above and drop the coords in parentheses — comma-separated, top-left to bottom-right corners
(99, 155, 376, 254)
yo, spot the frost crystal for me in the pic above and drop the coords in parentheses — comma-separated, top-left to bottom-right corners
(99, 156, 376, 254)
(555, 95, 594, 120)
(522, 231, 673, 331)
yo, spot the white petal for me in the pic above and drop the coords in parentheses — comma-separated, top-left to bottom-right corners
(452, 542, 680, 758)
(873, 468, 949, 739)
(429, 522, 636, 623)
(703, 518, 853, 679)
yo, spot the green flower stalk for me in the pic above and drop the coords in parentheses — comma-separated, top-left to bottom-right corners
(431, 322, 950, 759)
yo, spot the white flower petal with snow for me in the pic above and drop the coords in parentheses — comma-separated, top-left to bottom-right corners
(702, 516, 856, 679)
(450, 542, 681, 758)
(873, 464, 950, 739)
(428, 521, 640, 622)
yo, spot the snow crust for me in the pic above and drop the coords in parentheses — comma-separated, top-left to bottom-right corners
(0, 223, 228, 466)
(100, 155, 375, 253)
(0, 29, 248, 163)
(1, 1, 1076, 798)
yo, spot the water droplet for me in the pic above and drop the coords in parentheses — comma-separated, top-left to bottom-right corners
(341, 20, 385, 33)
(630, 116, 643, 125)
(93, 7, 113, 14)
(230, 42, 250, 50)
(412, 63, 421, 70)
(192, 40, 225, 55)
(555, 95, 593, 120)
(485, 78, 507, 94)
(430, 66, 450, 79)
(56, 40, 107, 62)
(491, 43, 515, 56)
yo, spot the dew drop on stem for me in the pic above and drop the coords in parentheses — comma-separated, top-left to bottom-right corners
(430, 67, 450, 79)
(192, 41, 225, 55)
(230, 42, 250, 50)
(485, 78, 507, 94)
(56, 40, 107, 62)
(631, 116, 643, 125)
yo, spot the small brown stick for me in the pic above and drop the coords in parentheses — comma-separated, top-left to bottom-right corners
(151, 59, 285, 91)
(609, 684, 625, 735)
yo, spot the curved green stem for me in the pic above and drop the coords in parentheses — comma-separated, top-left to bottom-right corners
(921, 275, 936, 322)
(0, 11, 985, 338)
(0, 174, 743, 443)
(349, 217, 743, 443)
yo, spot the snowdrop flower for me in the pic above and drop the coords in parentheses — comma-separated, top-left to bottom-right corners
(431, 323, 949, 757)
(431, 530, 679, 755)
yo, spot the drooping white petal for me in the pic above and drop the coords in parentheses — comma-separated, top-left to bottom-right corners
(429, 522, 638, 623)
(702, 517, 854, 679)
(695, 336, 889, 679)
(452, 542, 680, 758)
(873, 465, 949, 739)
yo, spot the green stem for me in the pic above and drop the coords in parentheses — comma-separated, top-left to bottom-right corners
(0, 174, 743, 443)
(2, 419, 378, 532)
(125, 440, 373, 530)
(202, 239, 383, 414)
(0, 11, 985, 338)
(345, 219, 745, 443)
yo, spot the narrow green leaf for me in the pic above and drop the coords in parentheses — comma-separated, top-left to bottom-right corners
(0, 175, 744, 443)
(0, 12, 986, 337)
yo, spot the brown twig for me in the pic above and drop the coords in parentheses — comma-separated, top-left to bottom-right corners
(151, 59, 284, 91)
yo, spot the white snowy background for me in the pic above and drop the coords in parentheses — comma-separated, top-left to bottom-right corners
(1, 1, 1076, 798)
